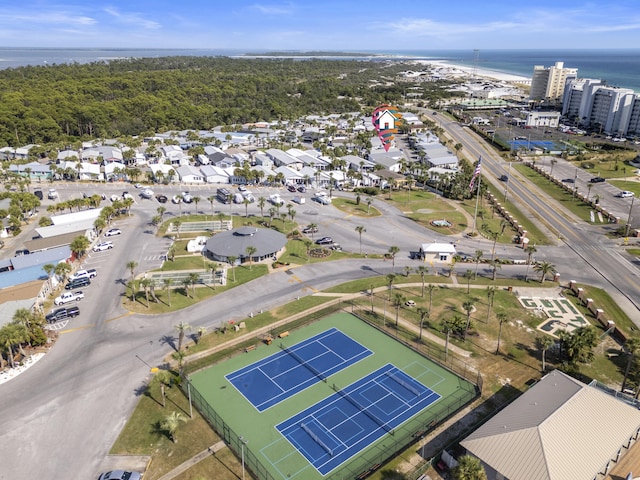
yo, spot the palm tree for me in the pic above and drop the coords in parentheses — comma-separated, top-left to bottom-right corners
(227, 256, 237, 281)
(43, 263, 56, 292)
(486, 286, 496, 323)
(187, 272, 200, 296)
(473, 249, 483, 278)
(54, 262, 72, 283)
(392, 292, 406, 327)
(452, 455, 487, 480)
(489, 257, 501, 281)
(524, 245, 537, 281)
(192, 195, 201, 214)
(126, 280, 137, 301)
(463, 269, 474, 294)
(171, 350, 186, 373)
(302, 238, 313, 262)
(139, 278, 152, 307)
(175, 321, 192, 352)
(489, 230, 500, 261)
(621, 336, 640, 392)
(417, 307, 430, 340)
(157, 206, 166, 223)
(536, 335, 555, 373)
(416, 266, 428, 297)
(163, 278, 173, 306)
(307, 223, 318, 240)
(245, 245, 257, 270)
(355, 225, 366, 255)
(386, 273, 396, 300)
(426, 283, 436, 313)
(196, 326, 207, 344)
(207, 195, 216, 219)
(126, 260, 138, 280)
(172, 219, 182, 239)
(155, 370, 172, 408)
(388, 245, 400, 273)
(161, 411, 187, 443)
(496, 312, 508, 355)
(257, 196, 266, 217)
(70, 236, 90, 259)
(462, 300, 474, 340)
(534, 261, 555, 283)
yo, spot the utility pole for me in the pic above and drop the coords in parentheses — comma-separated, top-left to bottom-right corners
(625, 196, 635, 237)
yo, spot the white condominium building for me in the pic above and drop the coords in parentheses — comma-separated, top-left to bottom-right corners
(530, 61, 578, 103)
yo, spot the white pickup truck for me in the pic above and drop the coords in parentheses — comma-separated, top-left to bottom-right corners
(269, 194, 284, 206)
(70, 269, 97, 281)
(54, 290, 85, 305)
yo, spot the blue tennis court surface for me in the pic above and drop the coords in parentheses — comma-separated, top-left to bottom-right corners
(275, 364, 441, 475)
(226, 328, 372, 411)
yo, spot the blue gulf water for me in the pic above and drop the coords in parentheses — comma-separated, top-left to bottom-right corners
(0, 47, 638, 92)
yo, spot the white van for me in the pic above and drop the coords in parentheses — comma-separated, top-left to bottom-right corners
(47, 188, 59, 199)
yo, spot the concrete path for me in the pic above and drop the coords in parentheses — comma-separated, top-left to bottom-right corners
(154, 441, 226, 480)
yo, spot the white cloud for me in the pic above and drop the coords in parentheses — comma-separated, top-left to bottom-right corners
(103, 7, 161, 30)
(0, 11, 96, 26)
(249, 3, 294, 15)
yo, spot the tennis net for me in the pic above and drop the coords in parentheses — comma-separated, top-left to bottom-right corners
(280, 343, 327, 383)
(333, 383, 393, 434)
(301, 422, 334, 456)
(385, 370, 421, 396)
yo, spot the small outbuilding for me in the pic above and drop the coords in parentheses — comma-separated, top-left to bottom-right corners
(419, 242, 457, 262)
(204, 226, 286, 265)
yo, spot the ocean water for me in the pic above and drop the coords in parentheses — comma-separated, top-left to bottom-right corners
(0, 47, 638, 92)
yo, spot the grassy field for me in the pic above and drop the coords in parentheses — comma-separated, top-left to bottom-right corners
(331, 196, 382, 217)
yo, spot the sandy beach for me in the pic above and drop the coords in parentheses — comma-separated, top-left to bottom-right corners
(412, 59, 531, 83)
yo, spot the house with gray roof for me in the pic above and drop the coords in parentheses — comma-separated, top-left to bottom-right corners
(176, 165, 204, 183)
(8, 161, 52, 180)
(461, 370, 640, 480)
(266, 148, 303, 170)
(200, 165, 229, 184)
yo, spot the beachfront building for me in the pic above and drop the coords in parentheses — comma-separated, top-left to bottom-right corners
(530, 62, 578, 105)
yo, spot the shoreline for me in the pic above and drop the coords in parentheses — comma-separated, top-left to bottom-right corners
(412, 59, 531, 83)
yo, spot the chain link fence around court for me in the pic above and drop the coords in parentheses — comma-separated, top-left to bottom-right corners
(166, 220, 232, 234)
(145, 269, 226, 288)
(181, 302, 481, 480)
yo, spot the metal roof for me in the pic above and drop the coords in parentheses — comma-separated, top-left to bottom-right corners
(461, 370, 640, 480)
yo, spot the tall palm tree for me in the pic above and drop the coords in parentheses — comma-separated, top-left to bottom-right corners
(157, 206, 166, 223)
(187, 272, 200, 296)
(355, 225, 366, 255)
(392, 292, 405, 327)
(161, 411, 187, 443)
(175, 321, 192, 352)
(452, 455, 487, 480)
(139, 278, 152, 307)
(245, 245, 257, 270)
(621, 336, 640, 392)
(496, 312, 508, 355)
(473, 249, 483, 278)
(207, 195, 216, 219)
(489, 230, 500, 261)
(54, 262, 72, 283)
(192, 195, 201, 214)
(155, 370, 172, 408)
(462, 300, 474, 340)
(227, 256, 237, 281)
(172, 219, 182, 239)
(126, 260, 138, 280)
(524, 245, 537, 281)
(416, 266, 428, 297)
(42, 263, 56, 292)
(486, 286, 496, 323)
(536, 335, 555, 373)
(257, 196, 266, 217)
(417, 307, 430, 340)
(426, 283, 436, 313)
(163, 278, 173, 306)
(386, 273, 396, 300)
(489, 257, 501, 281)
(534, 261, 555, 283)
(388, 245, 400, 273)
(463, 269, 474, 294)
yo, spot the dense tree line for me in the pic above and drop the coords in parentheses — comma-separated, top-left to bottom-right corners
(0, 56, 422, 146)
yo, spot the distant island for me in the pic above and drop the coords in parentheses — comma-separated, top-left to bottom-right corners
(243, 51, 381, 57)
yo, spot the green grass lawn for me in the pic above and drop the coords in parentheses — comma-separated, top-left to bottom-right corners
(331, 197, 382, 217)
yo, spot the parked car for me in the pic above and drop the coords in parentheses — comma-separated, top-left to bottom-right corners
(242, 191, 255, 202)
(122, 191, 134, 200)
(316, 236, 333, 245)
(54, 291, 84, 305)
(590, 177, 605, 183)
(618, 190, 635, 198)
(97, 471, 143, 480)
(405, 300, 416, 307)
(171, 195, 182, 204)
(65, 277, 90, 290)
(238, 185, 247, 192)
(33, 189, 43, 200)
(14, 249, 30, 257)
(182, 192, 193, 203)
(47, 188, 59, 199)
(105, 228, 122, 237)
(499, 175, 508, 182)
(156, 194, 168, 203)
(140, 188, 154, 199)
(297, 185, 307, 193)
(70, 269, 97, 281)
(45, 306, 80, 323)
(287, 184, 297, 193)
(302, 225, 318, 234)
(561, 178, 575, 183)
(93, 241, 113, 252)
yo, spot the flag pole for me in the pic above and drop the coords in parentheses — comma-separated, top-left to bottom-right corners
(472, 173, 481, 235)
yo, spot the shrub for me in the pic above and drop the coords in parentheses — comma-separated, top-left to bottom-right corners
(353, 186, 380, 196)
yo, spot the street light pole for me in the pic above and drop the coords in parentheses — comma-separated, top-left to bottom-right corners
(626, 196, 635, 237)
(239, 435, 248, 480)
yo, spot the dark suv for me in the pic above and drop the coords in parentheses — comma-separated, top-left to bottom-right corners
(45, 306, 80, 323)
(65, 277, 91, 290)
(590, 176, 605, 183)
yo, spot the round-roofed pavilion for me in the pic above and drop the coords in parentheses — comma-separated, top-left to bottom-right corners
(204, 226, 286, 264)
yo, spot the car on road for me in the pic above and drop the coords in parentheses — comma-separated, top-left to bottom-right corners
(140, 188, 154, 199)
(122, 191, 134, 200)
(172, 195, 182, 204)
(561, 178, 575, 183)
(297, 185, 307, 193)
(405, 300, 416, 307)
(238, 185, 247, 192)
(105, 228, 122, 237)
(182, 192, 193, 203)
(45, 306, 80, 323)
(618, 190, 635, 198)
(590, 176, 605, 183)
(93, 241, 113, 252)
(54, 290, 84, 305)
(287, 184, 297, 193)
(70, 269, 97, 281)
(315, 236, 333, 245)
(302, 225, 318, 234)
(97, 471, 143, 480)
(499, 175, 508, 182)
(133, 183, 142, 188)
(156, 194, 168, 203)
(47, 188, 59, 199)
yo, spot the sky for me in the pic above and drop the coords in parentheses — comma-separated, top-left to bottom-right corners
(1, 0, 639, 50)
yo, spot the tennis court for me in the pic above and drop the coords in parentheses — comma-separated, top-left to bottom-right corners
(510, 139, 565, 150)
(273, 363, 441, 475)
(226, 328, 372, 411)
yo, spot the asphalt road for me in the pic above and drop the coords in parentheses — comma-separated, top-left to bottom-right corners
(1, 144, 640, 478)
